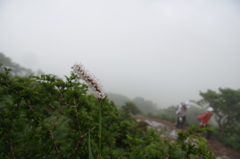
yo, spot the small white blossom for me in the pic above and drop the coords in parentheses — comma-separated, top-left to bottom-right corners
(73, 63, 105, 99)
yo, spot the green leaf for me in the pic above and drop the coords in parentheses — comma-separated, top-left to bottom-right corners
(88, 130, 94, 159)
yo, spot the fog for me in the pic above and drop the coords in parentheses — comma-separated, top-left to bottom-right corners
(0, 0, 240, 107)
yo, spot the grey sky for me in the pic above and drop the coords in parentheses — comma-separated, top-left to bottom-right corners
(1, 0, 240, 107)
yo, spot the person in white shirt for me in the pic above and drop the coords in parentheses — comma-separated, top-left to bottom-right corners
(176, 101, 190, 129)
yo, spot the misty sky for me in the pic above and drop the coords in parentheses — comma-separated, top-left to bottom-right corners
(0, 0, 240, 107)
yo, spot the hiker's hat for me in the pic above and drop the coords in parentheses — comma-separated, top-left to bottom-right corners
(207, 107, 214, 112)
(185, 101, 190, 108)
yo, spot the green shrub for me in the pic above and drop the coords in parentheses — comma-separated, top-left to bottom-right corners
(212, 131, 240, 151)
(0, 64, 216, 158)
(121, 101, 142, 115)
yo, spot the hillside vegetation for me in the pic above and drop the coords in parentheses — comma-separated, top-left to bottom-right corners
(116, 92, 240, 152)
(0, 53, 216, 158)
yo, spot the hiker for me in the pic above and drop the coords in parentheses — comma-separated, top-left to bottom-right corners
(198, 107, 214, 142)
(176, 101, 190, 129)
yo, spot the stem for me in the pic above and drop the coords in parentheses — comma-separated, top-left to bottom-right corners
(73, 98, 82, 136)
(81, 125, 98, 138)
(25, 100, 34, 111)
(51, 109, 60, 130)
(74, 106, 82, 136)
(9, 140, 16, 159)
(4, 81, 19, 94)
(98, 99, 102, 158)
(48, 104, 65, 114)
(49, 109, 61, 154)
(74, 125, 97, 152)
(49, 130, 60, 154)
(72, 98, 83, 152)
(88, 129, 93, 159)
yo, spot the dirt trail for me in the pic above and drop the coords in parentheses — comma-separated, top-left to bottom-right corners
(133, 115, 240, 159)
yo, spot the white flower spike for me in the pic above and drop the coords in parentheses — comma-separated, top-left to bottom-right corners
(73, 63, 105, 99)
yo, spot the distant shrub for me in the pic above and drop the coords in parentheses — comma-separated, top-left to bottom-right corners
(122, 101, 142, 115)
(213, 131, 240, 151)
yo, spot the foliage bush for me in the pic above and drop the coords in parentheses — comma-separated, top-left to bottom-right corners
(121, 101, 142, 115)
(196, 88, 240, 151)
(0, 64, 216, 158)
(212, 131, 240, 151)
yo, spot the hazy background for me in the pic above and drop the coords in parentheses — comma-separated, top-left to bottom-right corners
(0, 0, 240, 107)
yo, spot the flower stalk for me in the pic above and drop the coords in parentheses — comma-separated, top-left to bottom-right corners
(73, 63, 105, 158)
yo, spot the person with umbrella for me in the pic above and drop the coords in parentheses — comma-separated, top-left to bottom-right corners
(176, 101, 190, 129)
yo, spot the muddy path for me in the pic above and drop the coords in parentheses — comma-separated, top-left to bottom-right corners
(132, 115, 240, 159)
